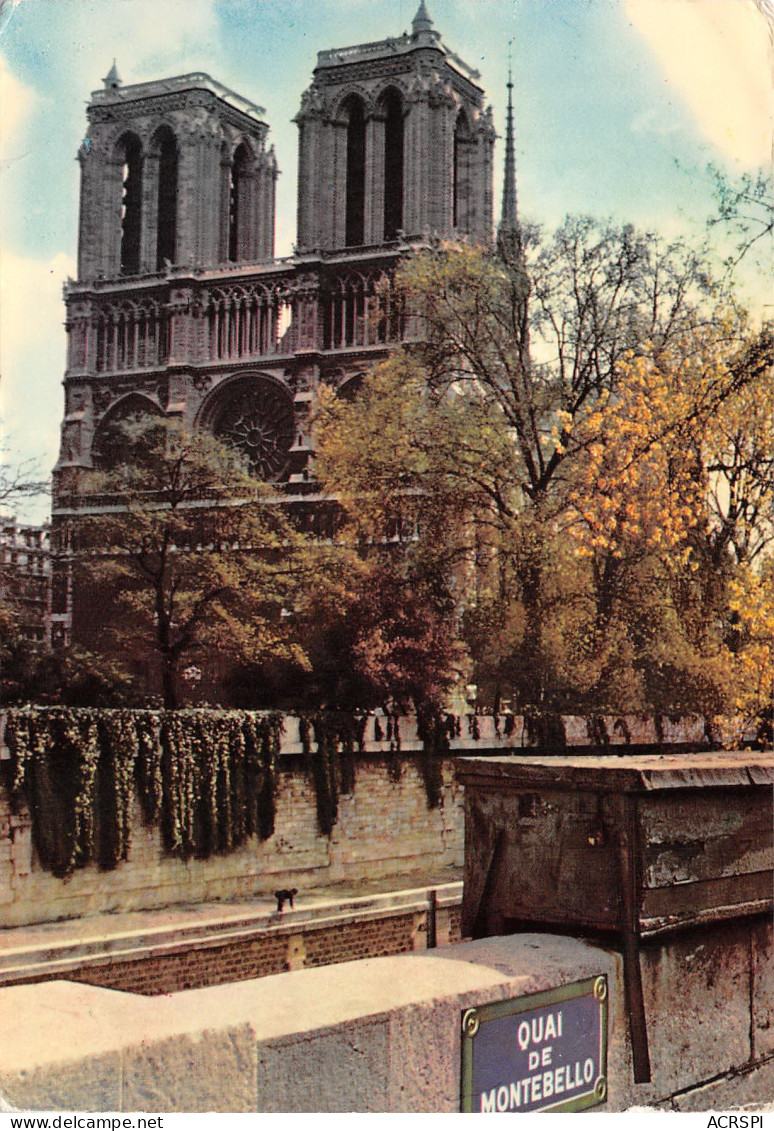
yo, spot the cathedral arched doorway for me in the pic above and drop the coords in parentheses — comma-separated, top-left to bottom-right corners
(91, 394, 165, 469)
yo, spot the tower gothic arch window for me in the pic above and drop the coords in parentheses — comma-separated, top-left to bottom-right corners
(118, 133, 143, 275)
(228, 143, 251, 262)
(342, 95, 366, 248)
(381, 88, 404, 241)
(154, 127, 178, 269)
(453, 111, 472, 231)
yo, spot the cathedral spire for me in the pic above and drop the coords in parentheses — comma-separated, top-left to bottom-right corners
(103, 60, 121, 91)
(411, 1, 439, 43)
(499, 63, 518, 233)
(497, 56, 521, 261)
(412, 1, 434, 35)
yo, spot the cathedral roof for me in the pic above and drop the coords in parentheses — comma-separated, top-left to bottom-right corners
(314, 4, 481, 88)
(91, 72, 267, 126)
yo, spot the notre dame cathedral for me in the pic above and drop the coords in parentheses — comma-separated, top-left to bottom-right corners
(50, 2, 503, 648)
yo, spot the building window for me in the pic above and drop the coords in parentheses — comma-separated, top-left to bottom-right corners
(119, 134, 142, 276)
(453, 112, 471, 231)
(343, 96, 366, 247)
(156, 128, 178, 269)
(207, 375, 295, 481)
(382, 90, 404, 240)
(228, 144, 250, 262)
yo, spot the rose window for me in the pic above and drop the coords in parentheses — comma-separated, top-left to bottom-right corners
(209, 377, 294, 481)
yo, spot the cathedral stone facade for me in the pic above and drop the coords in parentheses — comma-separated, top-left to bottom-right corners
(51, 3, 496, 647)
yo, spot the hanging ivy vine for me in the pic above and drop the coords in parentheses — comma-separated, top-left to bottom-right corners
(3, 706, 456, 876)
(4, 707, 284, 877)
(243, 711, 282, 842)
(134, 711, 163, 826)
(96, 710, 138, 868)
(6, 708, 101, 878)
(415, 704, 451, 810)
(298, 712, 367, 836)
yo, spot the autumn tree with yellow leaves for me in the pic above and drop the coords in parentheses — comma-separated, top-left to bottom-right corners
(316, 224, 774, 723)
(564, 318, 773, 715)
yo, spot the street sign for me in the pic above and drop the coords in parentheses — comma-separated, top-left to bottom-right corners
(460, 975, 608, 1113)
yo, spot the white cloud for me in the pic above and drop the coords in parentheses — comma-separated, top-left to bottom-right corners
(0, 54, 35, 164)
(0, 249, 75, 493)
(625, 0, 773, 169)
(630, 106, 685, 139)
(47, 0, 229, 94)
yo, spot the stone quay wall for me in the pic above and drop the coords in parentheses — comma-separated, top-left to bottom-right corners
(0, 757, 462, 928)
(0, 712, 714, 929)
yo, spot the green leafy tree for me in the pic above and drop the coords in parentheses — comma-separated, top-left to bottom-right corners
(67, 418, 319, 709)
(309, 563, 465, 712)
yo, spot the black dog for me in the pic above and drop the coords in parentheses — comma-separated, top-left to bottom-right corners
(274, 888, 298, 912)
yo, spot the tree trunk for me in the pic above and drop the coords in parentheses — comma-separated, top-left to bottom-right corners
(161, 652, 178, 710)
(519, 555, 545, 709)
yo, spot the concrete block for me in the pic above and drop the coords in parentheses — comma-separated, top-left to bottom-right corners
(670, 1057, 774, 1112)
(0, 1054, 121, 1113)
(256, 1020, 389, 1112)
(122, 1025, 257, 1113)
(386, 999, 467, 1112)
(0, 981, 156, 1073)
(639, 922, 751, 1098)
(752, 917, 774, 1060)
(0, 981, 156, 1110)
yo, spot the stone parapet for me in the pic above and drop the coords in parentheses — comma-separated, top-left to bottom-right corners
(0, 710, 741, 764)
(0, 932, 770, 1112)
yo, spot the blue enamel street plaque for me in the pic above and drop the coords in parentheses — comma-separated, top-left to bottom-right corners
(460, 976, 609, 1113)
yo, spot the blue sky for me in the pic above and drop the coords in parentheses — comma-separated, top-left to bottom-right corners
(1, 0, 771, 521)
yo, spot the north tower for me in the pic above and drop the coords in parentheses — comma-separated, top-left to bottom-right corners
(296, 1, 494, 252)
